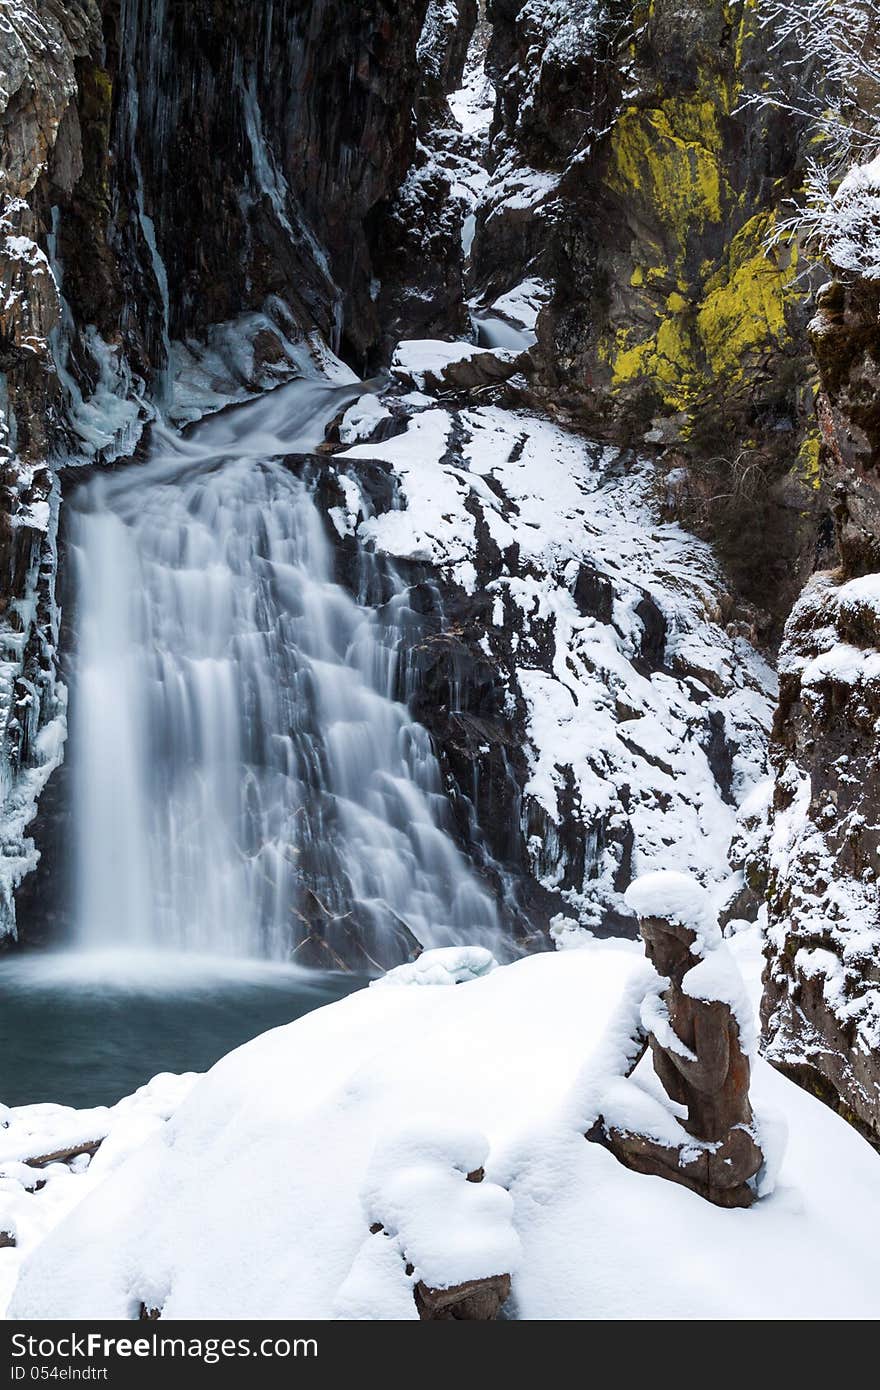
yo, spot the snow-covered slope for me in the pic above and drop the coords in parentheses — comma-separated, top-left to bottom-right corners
(330, 356, 775, 934)
(6, 932, 880, 1320)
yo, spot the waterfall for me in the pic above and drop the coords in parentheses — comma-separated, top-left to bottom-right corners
(67, 375, 501, 967)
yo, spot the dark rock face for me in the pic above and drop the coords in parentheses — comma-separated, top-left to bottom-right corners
(475, 0, 826, 637)
(0, 2, 103, 939)
(809, 275, 880, 577)
(74, 0, 431, 371)
(760, 573, 880, 1143)
(758, 225, 880, 1143)
(368, 0, 481, 362)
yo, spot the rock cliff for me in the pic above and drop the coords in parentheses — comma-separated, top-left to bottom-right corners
(761, 225, 880, 1143)
(474, 0, 826, 638)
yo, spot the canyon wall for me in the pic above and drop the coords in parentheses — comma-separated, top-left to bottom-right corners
(475, 0, 830, 640)
(3, 0, 880, 1105)
(761, 244, 880, 1143)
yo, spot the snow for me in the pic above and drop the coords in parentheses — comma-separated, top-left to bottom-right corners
(489, 277, 550, 331)
(373, 946, 497, 988)
(822, 153, 880, 279)
(340, 376, 774, 927)
(6, 932, 880, 1320)
(346, 408, 476, 570)
(448, 22, 495, 140)
(338, 394, 391, 446)
(0, 1074, 197, 1318)
(356, 1121, 519, 1292)
(639, 989, 697, 1060)
(481, 158, 560, 219)
(837, 570, 880, 610)
(764, 571, 880, 1062)
(622, 871, 763, 1057)
(682, 947, 759, 1056)
(624, 870, 721, 953)
(391, 338, 494, 387)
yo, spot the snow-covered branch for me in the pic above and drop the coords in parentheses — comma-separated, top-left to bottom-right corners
(758, 0, 880, 272)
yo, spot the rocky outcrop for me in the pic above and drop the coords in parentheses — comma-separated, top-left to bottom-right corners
(760, 183, 880, 1142)
(62, 0, 433, 395)
(473, 0, 826, 637)
(761, 574, 880, 1143)
(809, 274, 880, 577)
(368, 0, 482, 360)
(320, 354, 774, 943)
(0, 2, 102, 939)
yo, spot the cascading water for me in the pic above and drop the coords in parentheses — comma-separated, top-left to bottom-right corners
(67, 374, 501, 967)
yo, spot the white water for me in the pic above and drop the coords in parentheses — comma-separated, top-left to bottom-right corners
(68, 375, 501, 966)
(472, 313, 537, 352)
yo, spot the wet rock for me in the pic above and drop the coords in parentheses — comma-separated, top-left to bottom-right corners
(573, 564, 614, 625)
(633, 593, 668, 674)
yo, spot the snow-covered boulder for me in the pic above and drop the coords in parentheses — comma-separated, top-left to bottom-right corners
(390, 339, 525, 393)
(372, 946, 497, 988)
(337, 1121, 518, 1319)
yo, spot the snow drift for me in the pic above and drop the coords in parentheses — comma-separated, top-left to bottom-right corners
(6, 934, 880, 1321)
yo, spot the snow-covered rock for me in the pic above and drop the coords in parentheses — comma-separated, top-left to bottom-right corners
(762, 570, 880, 1140)
(336, 367, 775, 934)
(0, 1073, 197, 1318)
(372, 946, 497, 988)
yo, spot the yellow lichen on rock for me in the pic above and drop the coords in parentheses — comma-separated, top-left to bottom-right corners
(609, 99, 726, 239)
(697, 214, 797, 380)
(797, 428, 822, 491)
(605, 196, 797, 423)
